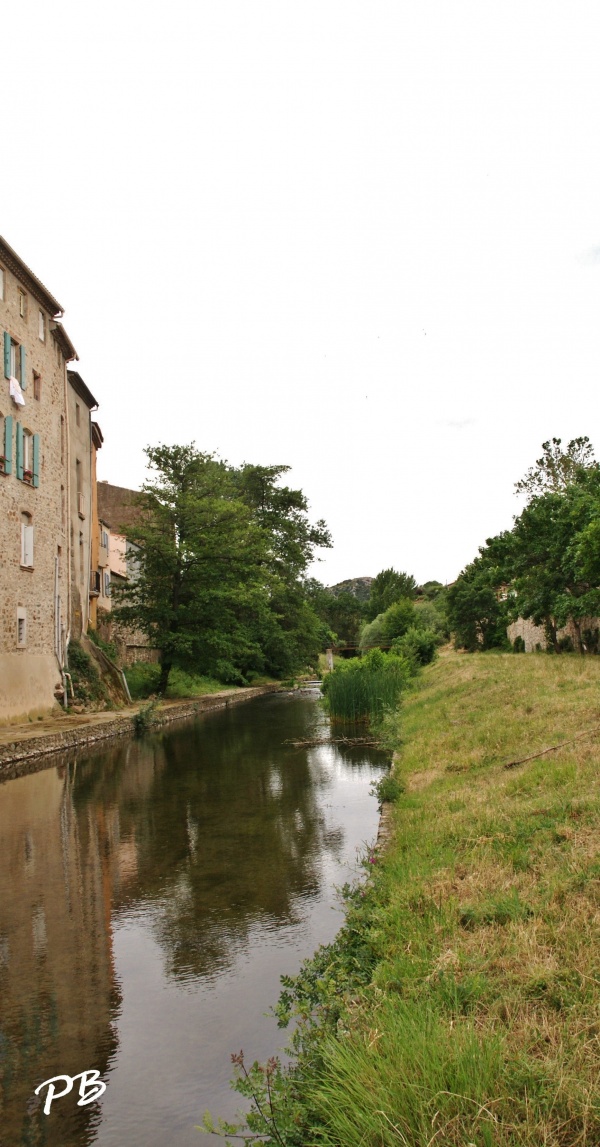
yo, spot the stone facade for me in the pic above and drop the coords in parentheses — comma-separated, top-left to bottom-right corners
(508, 616, 600, 652)
(95, 481, 159, 664)
(67, 370, 99, 639)
(0, 237, 77, 721)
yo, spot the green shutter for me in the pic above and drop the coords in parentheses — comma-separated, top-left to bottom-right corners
(32, 433, 40, 487)
(4, 332, 11, 379)
(4, 414, 13, 474)
(16, 422, 23, 480)
(20, 345, 26, 388)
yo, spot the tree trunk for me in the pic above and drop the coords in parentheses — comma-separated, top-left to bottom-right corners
(544, 618, 559, 653)
(158, 659, 172, 694)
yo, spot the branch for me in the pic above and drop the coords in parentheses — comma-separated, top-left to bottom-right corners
(503, 725, 600, 769)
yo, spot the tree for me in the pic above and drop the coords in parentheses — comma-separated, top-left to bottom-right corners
(234, 465, 333, 675)
(114, 447, 332, 690)
(366, 568, 417, 620)
(515, 437, 596, 500)
(492, 468, 600, 649)
(305, 581, 364, 647)
(446, 556, 509, 652)
(114, 445, 269, 691)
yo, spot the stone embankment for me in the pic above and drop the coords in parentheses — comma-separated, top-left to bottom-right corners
(0, 686, 280, 781)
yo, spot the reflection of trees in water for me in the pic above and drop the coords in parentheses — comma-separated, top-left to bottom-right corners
(70, 697, 387, 983)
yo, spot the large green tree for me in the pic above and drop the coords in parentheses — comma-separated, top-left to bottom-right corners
(366, 568, 417, 620)
(114, 447, 332, 689)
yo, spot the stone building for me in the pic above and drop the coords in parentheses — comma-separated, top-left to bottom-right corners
(96, 481, 159, 665)
(67, 370, 99, 640)
(0, 237, 78, 721)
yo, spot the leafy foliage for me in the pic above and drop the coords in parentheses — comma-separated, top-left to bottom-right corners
(446, 556, 510, 652)
(113, 445, 331, 690)
(514, 436, 596, 500)
(365, 568, 417, 620)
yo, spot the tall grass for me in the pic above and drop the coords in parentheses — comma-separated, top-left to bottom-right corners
(321, 648, 413, 723)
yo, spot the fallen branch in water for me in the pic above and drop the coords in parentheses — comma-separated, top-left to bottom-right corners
(283, 736, 384, 748)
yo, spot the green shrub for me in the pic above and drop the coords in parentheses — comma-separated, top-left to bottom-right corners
(67, 640, 111, 706)
(133, 700, 158, 736)
(87, 626, 118, 662)
(371, 773, 405, 805)
(124, 661, 161, 699)
(124, 661, 231, 700)
(392, 626, 438, 666)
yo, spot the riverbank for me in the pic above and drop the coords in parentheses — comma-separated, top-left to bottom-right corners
(0, 684, 280, 780)
(242, 650, 600, 1146)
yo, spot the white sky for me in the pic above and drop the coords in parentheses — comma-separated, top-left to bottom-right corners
(4, 1, 600, 587)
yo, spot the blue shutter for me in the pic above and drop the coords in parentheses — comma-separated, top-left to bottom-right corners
(4, 332, 11, 379)
(20, 345, 26, 388)
(16, 422, 23, 480)
(32, 433, 40, 487)
(4, 414, 13, 474)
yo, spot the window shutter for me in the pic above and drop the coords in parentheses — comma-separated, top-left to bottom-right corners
(16, 422, 23, 480)
(23, 525, 34, 567)
(20, 345, 26, 388)
(4, 414, 12, 474)
(32, 434, 40, 487)
(4, 332, 11, 379)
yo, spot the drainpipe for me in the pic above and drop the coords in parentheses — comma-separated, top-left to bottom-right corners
(63, 349, 73, 686)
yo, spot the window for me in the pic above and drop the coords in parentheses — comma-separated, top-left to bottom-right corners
(0, 267, 4, 301)
(4, 333, 26, 386)
(33, 371, 41, 401)
(21, 513, 34, 568)
(76, 459, 85, 517)
(60, 415, 65, 463)
(22, 430, 33, 482)
(18, 290, 27, 319)
(79, 532, 84, 581)
(75, 402, 80, 426)
(38, 310, 45, 342)
(17, 608, 27, 647)
(104, 572, 111, 597)
(100, 528, 109, 549)
(15, 423, 39, 485)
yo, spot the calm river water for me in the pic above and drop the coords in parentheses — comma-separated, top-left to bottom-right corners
(0, 690, 388, 1147)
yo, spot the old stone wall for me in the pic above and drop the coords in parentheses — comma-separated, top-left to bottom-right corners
(508, 616, 600, 652)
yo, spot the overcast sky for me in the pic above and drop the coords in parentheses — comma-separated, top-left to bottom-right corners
(4, 1, 600, 586)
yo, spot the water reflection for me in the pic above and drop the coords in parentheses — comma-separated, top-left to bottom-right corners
(0, 693, 388, 1146)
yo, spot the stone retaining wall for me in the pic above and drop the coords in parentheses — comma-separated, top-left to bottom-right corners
(0, 686, 279, 781)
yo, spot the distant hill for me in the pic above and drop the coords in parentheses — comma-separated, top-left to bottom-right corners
(327, 576, 373, 603)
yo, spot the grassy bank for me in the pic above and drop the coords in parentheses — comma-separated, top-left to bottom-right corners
(215, 650, 600, 1146)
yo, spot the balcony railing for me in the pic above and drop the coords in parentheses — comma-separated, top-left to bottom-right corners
(90, 570, 101, 595)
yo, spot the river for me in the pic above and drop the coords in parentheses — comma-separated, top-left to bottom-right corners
(0, 689, 388, 1147)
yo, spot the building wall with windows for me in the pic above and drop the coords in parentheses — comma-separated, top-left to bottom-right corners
(67, 371, 99, 640)
(0, 237, 75, 720)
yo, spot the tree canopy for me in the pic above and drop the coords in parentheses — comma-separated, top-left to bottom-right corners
(449, 438, 600, 653)
(366, 568, 417, 620)
(113, 445, 332, 689)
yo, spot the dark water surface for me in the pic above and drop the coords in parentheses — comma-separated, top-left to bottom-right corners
(0, 690, 388, 1147)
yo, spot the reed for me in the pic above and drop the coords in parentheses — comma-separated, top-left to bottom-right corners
(321, 648, 413, 723)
